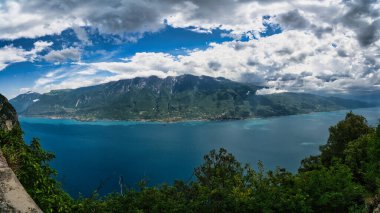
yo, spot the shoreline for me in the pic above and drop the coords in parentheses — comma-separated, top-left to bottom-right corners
(18, 106, 380, 124)
(18, 115, 238, 124)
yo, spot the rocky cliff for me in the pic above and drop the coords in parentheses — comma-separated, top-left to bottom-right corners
(0, 94, 18, 131)
(0, 94, 42, 213)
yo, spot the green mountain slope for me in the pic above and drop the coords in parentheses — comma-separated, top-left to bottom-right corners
(8, 92, 41, 114)
(10, 75, 374, 121)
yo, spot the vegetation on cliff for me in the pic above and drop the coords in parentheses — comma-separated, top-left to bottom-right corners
(72, 112, 380, 212)
(0, 94, 18, 131)
(0, 111, 379, 212)
(0, 128, 73, 212)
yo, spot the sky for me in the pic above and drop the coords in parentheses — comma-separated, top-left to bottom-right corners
(0, 0, 379, 99)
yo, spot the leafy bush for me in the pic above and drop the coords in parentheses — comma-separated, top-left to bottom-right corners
(0, 127, 73, 212)
(1, 112, 379, 212)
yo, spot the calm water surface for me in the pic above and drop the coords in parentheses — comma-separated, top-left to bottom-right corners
(20, 107, 380, 197)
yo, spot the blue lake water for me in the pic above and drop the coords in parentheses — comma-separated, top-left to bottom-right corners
(20, 107, 380, 197)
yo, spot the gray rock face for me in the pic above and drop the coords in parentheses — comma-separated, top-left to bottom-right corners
(0, 151, 42, 213)
(0, 94, 42, 212)
(0, 94, 18, 131)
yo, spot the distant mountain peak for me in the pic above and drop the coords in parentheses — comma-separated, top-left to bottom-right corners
(9, 75, 374, 122)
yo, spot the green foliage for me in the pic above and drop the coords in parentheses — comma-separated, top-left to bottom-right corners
(320, 112, 372, 166)
(296, 163, 365, 212)
(70, 149, 368, 212)
(366, 130, 380, 194)
(1, 112, 380, 212)
(0, 127, 73, 212)
(11, 75, 372, 121)
(344, 125, 380, 193)
(194, 148, 244, 189)
(72, 112, 378, 212)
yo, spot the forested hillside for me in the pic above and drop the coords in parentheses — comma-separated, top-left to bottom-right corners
(0, 110, 379, 212)
(11, 75, 373, 121)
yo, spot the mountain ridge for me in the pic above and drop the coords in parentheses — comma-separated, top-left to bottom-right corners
(10, 75, 375, 122)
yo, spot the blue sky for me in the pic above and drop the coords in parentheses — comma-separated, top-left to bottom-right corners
(0, 26, 229, 96)
(0, 0, 379, 98)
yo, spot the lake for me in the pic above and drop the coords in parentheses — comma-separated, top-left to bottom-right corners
(20, 107, 380, 197)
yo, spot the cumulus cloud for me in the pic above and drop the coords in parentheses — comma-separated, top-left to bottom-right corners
(43, 47, 82, 63)
(0, 1, 82, 39)
(0, 0, 377, 47)
(0, 46, 29, 70)
(32, 41, 53, 53)
(72, 26, 91, 45)
(0, 41, 52, 70)
(255, 88, 287, 95)
(0, 40, 82, 70)
(2, 0, 380, 96)
(31, 29, 380, 95)
(276, 10, 310, 30)
(0, 39, 83, 69)
(339, 0, 380, 47)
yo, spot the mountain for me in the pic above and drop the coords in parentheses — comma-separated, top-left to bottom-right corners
(8, 92, 41, 114)
(10, 75, 374, 121)
(0, 94, 19, 130)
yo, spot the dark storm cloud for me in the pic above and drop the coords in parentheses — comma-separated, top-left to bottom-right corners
(23, 0, 170, 34)
(247, 58, 258, 66)
(312, 26, 333, 38)
(291, 78, 304, 88)
(276, 10, 334, 38)
(275, 0, 379, 46)
(280, 73, 298, 81)
(340, 0, 380, 46)
(316, 74, 351, 82)
(240, 72, 266, 85)
(300, 71, 313, 77)
(12, 0, 379, 48)
(275, 47, 293, 55)
(289, 53, 308, 63)
(356, 20, 380, 47)
(337, 49, 349, 57)
(277, 10, 310, 30)
(361, 56, 380, 77)
(208, 61, 222, 71)
(21, 0, 279, 36)
(231, 42, 250, 51)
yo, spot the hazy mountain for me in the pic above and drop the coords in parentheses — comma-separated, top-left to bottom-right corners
(8, 92, 41, 114)
(10, 75, 374, 121)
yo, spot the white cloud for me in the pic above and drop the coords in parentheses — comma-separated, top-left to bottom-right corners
(18, 87, 32, 93)
(0, 1, 82, 39)
(0, 0, 378, 47)
(32, 41, 53, 53)
(255, 88, 287, 95)
(2, 0, 379, 96)
(33, 67, 110, 92)
(43, 47, 82, 63)
(0, 46, 29, 70)
(0, 41, 52, 70)
(31, 29, 380, 94)
(72, 26, 92, 45)
(0, 40, 82, 70)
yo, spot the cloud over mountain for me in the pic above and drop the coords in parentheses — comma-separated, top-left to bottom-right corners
(0, 0, 379, 96)
(33, 29, 380, 95)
